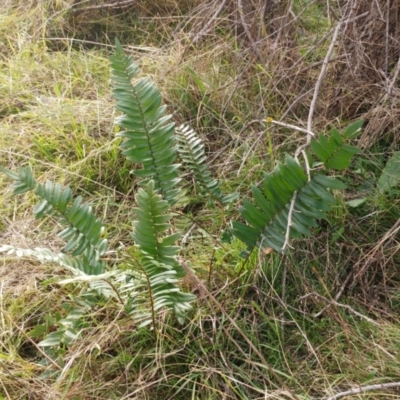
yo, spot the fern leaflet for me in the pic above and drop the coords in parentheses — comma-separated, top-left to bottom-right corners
(311, 124, 361, 170)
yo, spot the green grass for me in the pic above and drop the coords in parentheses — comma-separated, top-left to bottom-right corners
(1, 1, 400, 399)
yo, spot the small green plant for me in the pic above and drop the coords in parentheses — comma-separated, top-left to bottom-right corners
(378, 151, 400, 193)
(231, 121, 363, 254)
(0, 39, 362, 370)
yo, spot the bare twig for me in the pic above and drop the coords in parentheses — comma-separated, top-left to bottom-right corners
(314, 217, 400, 318)
(325, 381, 400, 400)
(308, 11, 370, 132)
(313, 272, 352, 318)
(386, 55, 400, 99)
(281, 11, 369, 253)
(181, 223, 197, 245)
(237, 129, 265, 177)
(300, 292, 379, 325)
(385, 0, 390, 76)
(307, 18, 342, 134)
(267, 118, 315, 137)
(281, 191, 297, 252)
(45, 37, 158, 53)
(73, 0, 136, 12)
(299, 54, 350, 74)
(295, 11, 369, 164)
(352, 217, 400, 282)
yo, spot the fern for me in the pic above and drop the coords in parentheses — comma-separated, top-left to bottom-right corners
(130, 180, 195, 325)
(175, 124, 237, 204)
(310, 121, 362, 170)
(0, 165, 36, 194)
(232, 122, 359, 254)
(110, 39, 181, 205)
(1, 166, 107, 275)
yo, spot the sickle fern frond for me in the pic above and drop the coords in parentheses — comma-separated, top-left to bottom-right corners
(232, 154, 346, 254)
(175, 124, 237, 205)
(110, 40, 181, 205)
(130, 180, 195, 325)
(1, 166, 107, 275)
(233, 123, 361, 254)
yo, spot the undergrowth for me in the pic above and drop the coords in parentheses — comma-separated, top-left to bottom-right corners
(1, 1, 400, 400)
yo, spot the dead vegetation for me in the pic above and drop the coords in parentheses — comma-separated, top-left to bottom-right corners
(1, 1, 400, 399)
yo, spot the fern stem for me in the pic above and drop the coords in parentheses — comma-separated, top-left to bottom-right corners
(101, 279, 125, 305)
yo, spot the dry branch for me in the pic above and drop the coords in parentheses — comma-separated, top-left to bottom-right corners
(326, 381, 400, 400)
(73, 0, 136, 12)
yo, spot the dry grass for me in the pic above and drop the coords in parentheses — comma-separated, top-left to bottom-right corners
(1, 1, 400, 399)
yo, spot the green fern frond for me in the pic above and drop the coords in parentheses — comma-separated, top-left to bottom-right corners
(1, 166, 107, 275)
(311, 123, 362, 170)
(232, 154, 346, 253)
(35, 181, 107, 274)
(131, 181, 195, 324)
(0, 165, 37, 194)
(175, 124, 237, 204)
(110, 39, 181, 204)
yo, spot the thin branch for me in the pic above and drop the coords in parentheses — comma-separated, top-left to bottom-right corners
(295, 11, 369, 163)
(237, 130, 265, 177)
(316, 216, 400, 318)
(301, 292, 379, 326)
(308, 11, 369, 134)
(313, 272, 352, 318)
(307, 18, 342, 134)
(281, 191, 297, 252)
(267, 118, 315, 137)
(299, 54, 350, 74)
(181, 223, 197, 246)
(301, 149, 311, 181)
(385, 0, 390, 76)
(386, 54, 400, 99)
(73, 0, 136, 12)
(325, 381, 400, 400)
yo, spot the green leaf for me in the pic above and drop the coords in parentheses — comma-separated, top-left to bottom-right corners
(343, 120, 364, 139)
(38, 331, 64, 347)
(313, 174, 346, 190)
(28, 325, 47, 338)
(311, 124, 361, 170)
(378, 151, 400, 192)
(310, 139, 330, 163)
(346, 198, 367, 208)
